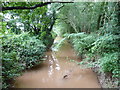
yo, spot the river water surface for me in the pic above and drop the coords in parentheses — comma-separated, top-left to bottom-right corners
(14, 37, 100, 88)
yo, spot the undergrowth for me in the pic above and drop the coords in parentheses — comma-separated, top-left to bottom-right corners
(54, 32, 120, 87)
(1, 31, 46, 88)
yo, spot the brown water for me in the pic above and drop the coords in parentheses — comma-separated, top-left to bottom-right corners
(14, 37, 100, 88)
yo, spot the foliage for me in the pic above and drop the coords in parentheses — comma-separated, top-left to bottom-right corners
(91, 34, 119, 54)
(2, 2, 55, 47)
(99, 52, 120, 78)
(1, 1, 120, 88)
(1, 2, 56, 88)
(1, 23, 46, 88)
(54, 2, 105, 36)
(65, 33, 97, 55)
(52, 37, 67, 51)
(54, 2, 120, 86)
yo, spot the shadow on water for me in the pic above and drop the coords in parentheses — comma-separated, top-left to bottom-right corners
(14, 37, 100, 88)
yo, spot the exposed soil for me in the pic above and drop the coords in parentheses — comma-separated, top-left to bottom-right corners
(93, 67, 119, 88)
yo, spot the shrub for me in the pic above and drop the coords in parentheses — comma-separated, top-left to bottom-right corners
(2, 32, 46, 88)
(65, 33, 97, 55)
(64, 32, 120, 81)
(91, 34, 120, 54)
(99, 52, 120, 78)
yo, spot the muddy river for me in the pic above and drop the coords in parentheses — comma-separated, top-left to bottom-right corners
(14, 37, 100, 88)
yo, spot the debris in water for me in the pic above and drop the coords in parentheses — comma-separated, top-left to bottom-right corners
(63, 75, 69, 79)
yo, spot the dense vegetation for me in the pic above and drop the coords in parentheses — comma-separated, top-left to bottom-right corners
(1, 2, 56, 88)
(1, 1, 120, 88)
(1, 28, 46, 88)
(54, 2, 120, 87)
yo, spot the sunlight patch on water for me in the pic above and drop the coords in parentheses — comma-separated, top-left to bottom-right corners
(48, 56, 54, 77)
(52, 53, 61, 71)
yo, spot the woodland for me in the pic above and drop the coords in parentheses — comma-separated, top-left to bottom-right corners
(1, 1, 120, 88)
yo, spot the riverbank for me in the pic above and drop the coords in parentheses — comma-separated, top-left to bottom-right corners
(93, 67, 119, 88)
(13, 37, 100, 88)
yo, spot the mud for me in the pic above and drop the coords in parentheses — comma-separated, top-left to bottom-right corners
(14, 37, 100, 88)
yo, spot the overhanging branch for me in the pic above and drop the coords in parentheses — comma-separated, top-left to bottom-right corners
(1, 2, 74, 11)
(2, 2, 51, 11)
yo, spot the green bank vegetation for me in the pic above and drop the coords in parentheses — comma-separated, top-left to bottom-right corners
(1, 2, 120, 88)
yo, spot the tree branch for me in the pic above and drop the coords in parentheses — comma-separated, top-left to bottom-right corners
(57, 5, 65, 11)
(2, 2, 74, 11)
(2, 2, 51, 11)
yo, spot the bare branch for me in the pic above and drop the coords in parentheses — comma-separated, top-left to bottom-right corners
(1, 2, 74, 11)
(2, 2, 51, 11)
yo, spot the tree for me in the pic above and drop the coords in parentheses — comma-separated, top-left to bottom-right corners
(2, 2, 66, 48)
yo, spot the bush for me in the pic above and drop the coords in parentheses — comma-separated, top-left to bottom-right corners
(91, 34, 120, 54)
(65, 33, 97, 55)
(2, 32, 46, 88)
(99, 52, 120, 78)
(39, 31, 54, 49)
(64, 32, 120, 80)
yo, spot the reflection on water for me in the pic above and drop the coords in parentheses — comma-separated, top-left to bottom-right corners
(14, 37, 100, 88)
